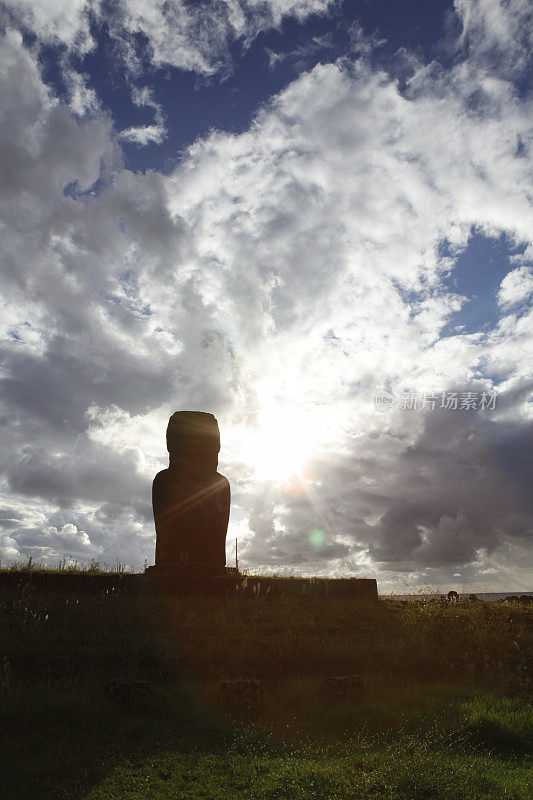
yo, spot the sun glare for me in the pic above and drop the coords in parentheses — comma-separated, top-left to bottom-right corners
(256, 407, 309, 481)
(236, 401, 326, 484)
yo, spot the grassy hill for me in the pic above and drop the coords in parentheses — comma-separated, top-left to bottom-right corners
(0, 565, 531, 799)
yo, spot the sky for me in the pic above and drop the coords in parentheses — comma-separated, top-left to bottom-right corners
(0, 0, 532, 592)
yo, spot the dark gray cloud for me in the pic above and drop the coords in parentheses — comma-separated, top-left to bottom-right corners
(1, 333, 175, 431)
(262, 383, 533, 576)
(8, 440, 150, 508)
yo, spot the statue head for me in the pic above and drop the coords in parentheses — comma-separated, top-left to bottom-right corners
(166, 411, 220, 472)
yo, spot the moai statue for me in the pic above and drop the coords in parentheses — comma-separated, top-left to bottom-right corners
(152, 411, 230, 568)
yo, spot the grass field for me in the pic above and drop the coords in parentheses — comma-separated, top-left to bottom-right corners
(0, 565, 531, 799)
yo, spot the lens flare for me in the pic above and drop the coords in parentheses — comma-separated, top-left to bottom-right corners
(309, 528, 325, 548)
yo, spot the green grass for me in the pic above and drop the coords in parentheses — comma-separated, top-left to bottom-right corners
(0, 570, 531, 799)
(84, 743, 533, 800)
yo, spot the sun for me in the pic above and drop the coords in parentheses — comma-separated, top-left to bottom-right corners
(228, 380, 340, 485)
(256, 406, 310, 481)
(236, 401, 320, 484)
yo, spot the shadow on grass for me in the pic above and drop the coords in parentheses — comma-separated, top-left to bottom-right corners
(0, 681, 245, 800)
(0, 583, 239, 800)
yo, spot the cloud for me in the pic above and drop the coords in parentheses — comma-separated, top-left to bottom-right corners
(234, 382, 533, 579)
(2, 0, 95, 54)
(0, 3, 532, 588)
(454, 0, 533, 78)
(366, 383, 533, 568)
(266, 32, 335, 71)
(498, 265, 533, 309)
(3, 0, 334, 75)
(118, 86, 167, 145)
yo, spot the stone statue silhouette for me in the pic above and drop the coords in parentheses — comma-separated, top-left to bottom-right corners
(152, 411, 230, 568)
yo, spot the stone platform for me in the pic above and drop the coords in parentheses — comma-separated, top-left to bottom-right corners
(145, 563, 239, 577)
(144, 566, 377, 600)
(0, 569, 377, 600)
